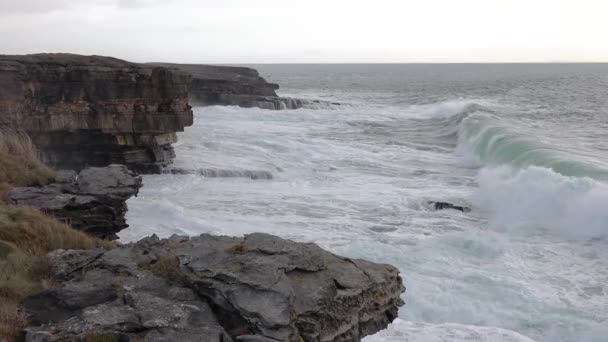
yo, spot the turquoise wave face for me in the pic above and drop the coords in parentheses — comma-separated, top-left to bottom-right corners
(457, 112, 608, 181)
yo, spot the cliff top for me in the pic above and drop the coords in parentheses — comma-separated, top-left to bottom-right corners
(150, 62, 266, 83)
(0, 53, 140, 68)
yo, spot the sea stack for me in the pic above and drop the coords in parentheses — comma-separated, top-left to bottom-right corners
(0, 53, 193, 173)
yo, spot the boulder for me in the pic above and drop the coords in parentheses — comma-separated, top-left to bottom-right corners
(0, 53, 193, 173)
(21, 233, 405, 341)
(428, 201, 471, 213)
(8, 165, 142, 239)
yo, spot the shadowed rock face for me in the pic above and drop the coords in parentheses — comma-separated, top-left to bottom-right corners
(152, 63, 319, 110)
(8, 165, 142, 239)
(22, 233, 405, 342)
(0, 53, 193, 173)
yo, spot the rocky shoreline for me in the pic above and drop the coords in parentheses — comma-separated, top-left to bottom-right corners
(151, 63, 337, 110)
(0, 53, 404, 342)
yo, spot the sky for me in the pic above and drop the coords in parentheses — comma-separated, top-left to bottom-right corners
(0, 0, 607, 63)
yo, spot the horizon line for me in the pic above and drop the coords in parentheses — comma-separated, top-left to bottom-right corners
(157, 61, 608, 65)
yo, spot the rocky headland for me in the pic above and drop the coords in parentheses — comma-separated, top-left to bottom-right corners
(0, 53, 404, 342)
(152, 63, 335, 110)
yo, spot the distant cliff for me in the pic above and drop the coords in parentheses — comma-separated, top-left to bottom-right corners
(0, 54, 193, 173)
(152, 63, 312, 110)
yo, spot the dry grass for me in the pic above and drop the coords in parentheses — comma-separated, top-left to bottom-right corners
(0, 130, 113, 341)
(0, 206, 113, 341)
(0, 130, 54, 188)
(151, 253, 185, 282)
(83, 332, 119, 342)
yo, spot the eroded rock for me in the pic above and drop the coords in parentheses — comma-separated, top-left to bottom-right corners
(0, 53, 193, 173)
(8, 165, 142, 239)
(152, 63, 337, 110)
(22, 233, 404, 341)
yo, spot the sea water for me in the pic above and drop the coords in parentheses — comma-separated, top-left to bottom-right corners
(122, 64, 608, 342)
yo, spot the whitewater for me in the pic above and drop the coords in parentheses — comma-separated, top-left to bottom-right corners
(122, 64, 608, 341)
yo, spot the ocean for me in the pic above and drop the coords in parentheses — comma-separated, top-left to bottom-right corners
(121, 64, 608, 342)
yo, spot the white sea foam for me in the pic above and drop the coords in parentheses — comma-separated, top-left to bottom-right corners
(474, 166, 608, 240)
(402, 99, 487, 119)
(124, 94, 608, 342)
(363, 319, 538, 342)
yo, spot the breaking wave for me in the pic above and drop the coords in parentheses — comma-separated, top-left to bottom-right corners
(456, 111, 608, 180)
(475, 166, 608, 240)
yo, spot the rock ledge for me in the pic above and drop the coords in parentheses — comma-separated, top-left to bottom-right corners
(22, 233, 404, 342)
(9, 165, 142, 239)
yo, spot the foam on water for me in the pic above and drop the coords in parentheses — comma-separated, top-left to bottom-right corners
(475, 166, 608, 240)
(363, 319, 538, 342)
(124, 66, 608, 342)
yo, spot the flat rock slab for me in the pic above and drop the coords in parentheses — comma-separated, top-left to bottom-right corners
(9, 165, 142, 239)
(22, 233, 405, 342)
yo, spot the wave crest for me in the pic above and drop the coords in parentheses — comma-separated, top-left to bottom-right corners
(456, 112, 608, 180)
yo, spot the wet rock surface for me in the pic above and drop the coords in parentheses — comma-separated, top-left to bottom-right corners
(0, 53, 193, 173)
(8, 165, 142, 239)
(428, 201, 471, 213)
(22, 233, 404, 341)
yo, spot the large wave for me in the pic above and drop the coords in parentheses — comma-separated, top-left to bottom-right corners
(456, 111, 608, 180)
(440, 106, 608, 239)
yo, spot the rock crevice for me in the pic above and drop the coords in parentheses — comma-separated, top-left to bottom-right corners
(22, 233, 405, 342)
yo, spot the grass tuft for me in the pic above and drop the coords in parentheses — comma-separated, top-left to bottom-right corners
(83, 332, 119, 342)
(0, 130, 54, 188)
(151, 253, 185, 282)
(0, 130, 113, 341)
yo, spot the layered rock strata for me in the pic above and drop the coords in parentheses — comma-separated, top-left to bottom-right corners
(8, 165, 142, 239)
(153, 63, 334, 110)
(22, 233, 404, 342)
(0, 54, 193, 173)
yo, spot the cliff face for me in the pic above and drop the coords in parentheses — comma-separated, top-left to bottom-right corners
(0, 54, 193, 173)
(153, 63, 311, 110)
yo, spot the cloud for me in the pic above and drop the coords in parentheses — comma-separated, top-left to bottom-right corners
(117, 0, 171, 9)
(0, 0, 167, 14)
(0, 0, 72, 13)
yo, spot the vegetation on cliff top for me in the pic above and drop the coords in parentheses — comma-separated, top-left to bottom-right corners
(0, 130, 109, 341)
(0, 130, 54, 189)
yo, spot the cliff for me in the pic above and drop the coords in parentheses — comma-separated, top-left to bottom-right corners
(152, 63, 315, 110)
(0, 54, 193, 173)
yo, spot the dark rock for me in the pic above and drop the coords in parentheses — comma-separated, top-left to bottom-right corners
(0, 53, 193, 173)
(151, 63, 337, 110)
(22, 287, 118, 325)
(8, 165, 142, 239)
(22, 233, 404, 342)
(429, 201, 471, 213)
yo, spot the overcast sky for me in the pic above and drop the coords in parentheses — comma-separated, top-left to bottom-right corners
(1, 0, 607, 63)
